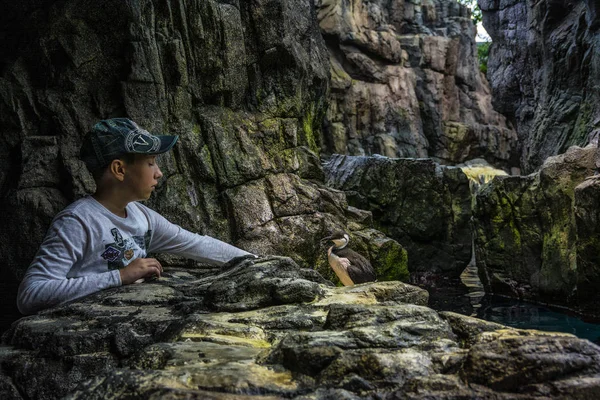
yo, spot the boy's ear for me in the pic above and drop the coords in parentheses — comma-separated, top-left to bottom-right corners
(108, 159, 127, 182)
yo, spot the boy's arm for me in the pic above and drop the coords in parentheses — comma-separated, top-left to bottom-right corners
(17, 215, 121, 315)
(145, 207, 254, 265)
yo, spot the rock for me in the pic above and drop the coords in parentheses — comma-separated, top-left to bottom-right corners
(352, 229, 409, 282)
(439, 311, 508, 347)
(198, 256, 328, 312)
(267, 303, 455, 387)
(460, 330, 600, 395)
(324, 154, 472, 277)
(474, 145, 596, 306)
(318, 0, 518, 168)
(65, 368, 293, 399)
(2, 256, 599, 399)
(317, 281, 429, 307)
(574, 175, 600, 313)
(480, 0, 600, 173)
(0, 0, 403, 332)
(0, 187, 69, 282)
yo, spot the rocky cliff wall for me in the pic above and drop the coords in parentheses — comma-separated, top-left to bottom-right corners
(317, 0, 518, 169)
(473, 145, 600, 312)
(0, 0, 412, 327)
(324, 154, 473, 278)
(480, 0, 600, 173)
(0, 0, 330, 276)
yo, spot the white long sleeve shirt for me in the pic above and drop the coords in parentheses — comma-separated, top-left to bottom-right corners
(17, 196, 252, 315)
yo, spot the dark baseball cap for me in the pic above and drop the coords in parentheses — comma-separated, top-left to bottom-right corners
(80, 118, 178, 171)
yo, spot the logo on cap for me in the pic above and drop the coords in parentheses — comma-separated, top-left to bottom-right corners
(125, 130, 161, 153)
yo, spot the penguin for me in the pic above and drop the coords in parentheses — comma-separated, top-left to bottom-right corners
(322, 231, 376, 286)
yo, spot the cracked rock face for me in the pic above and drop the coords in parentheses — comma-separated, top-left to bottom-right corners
(473, 145, 598, 310)
(0, 0, 407, 322)
(2, 257, 599, 400)
(317, 0, 518, 169)
(0, 0, 328, 281)
(481, 0, 600, 173)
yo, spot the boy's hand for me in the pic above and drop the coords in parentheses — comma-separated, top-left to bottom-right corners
(119, 258, 163, 285)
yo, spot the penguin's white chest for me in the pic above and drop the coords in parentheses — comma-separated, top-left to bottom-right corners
(328, 249, 354, 286)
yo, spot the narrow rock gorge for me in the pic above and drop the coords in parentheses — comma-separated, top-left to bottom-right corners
(2, 0, 600, 398)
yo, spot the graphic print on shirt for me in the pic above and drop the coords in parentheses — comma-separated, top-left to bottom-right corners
(111, 228, 124, 248)
(100, 227, 153, 270)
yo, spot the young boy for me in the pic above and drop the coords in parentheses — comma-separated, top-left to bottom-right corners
(17, 118, 254, 315)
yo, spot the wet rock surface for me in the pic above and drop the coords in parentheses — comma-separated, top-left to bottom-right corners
(323, 154, 472, 277)
(2, 257, 599, 399)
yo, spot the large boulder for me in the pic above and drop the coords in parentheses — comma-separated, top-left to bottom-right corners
(317, 0, 518, 169)
(324, 154, 472, 277)
(474, 145, 597, 307)
(481, 0, 600, 173)
(2, 257, 599, 400)
(460, 329, 600, 397)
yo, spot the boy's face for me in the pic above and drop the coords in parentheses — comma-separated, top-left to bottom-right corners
(123, 154, 163, 201)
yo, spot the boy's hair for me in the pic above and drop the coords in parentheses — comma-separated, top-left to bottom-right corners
(88, 153, 137, 181)
(80, 118, 178, 179)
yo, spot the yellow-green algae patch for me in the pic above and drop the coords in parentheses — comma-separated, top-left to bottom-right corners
(460, 164, 508, 186)
(185, 363, 297, 393)
(180, 333, 271, 348)
(178, 314, 269, 344)
(316, 281, 428, 307)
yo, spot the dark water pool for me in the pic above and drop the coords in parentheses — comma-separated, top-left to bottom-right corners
(425, 265, 600, 345)
(475, 295, 600, 344)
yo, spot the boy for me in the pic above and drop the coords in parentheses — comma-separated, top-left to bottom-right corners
(17, 118, 254, 315)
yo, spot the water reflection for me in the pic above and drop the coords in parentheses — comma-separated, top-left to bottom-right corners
(424, 265, 600, 345)
(476, 295, 600, 345)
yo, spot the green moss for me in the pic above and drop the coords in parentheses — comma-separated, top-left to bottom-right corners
(259, 118, 280, 132)
(192, 124, 201, 135)
(253, 84, 322, 157)
(129, 347, 170, 370)
(568, 101, 592, 148)
(374, 242, 409, 282)
(535, 195, 577, 295)
(578, 235, 600, 253)
(301, 104, 320, 155)
(330, 61, 351, 85)
(443, 122, 469, 161)
(200, 144, 216, 180)
(394, 107, 409, 121)
(508, 219, 521, 249)
(259, 119, 296, 171)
